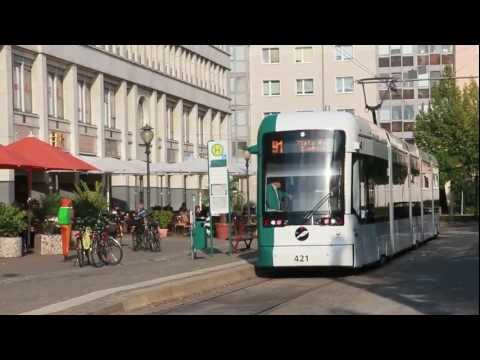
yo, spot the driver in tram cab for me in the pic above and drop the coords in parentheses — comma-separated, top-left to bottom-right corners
(266, 179, 291, 212)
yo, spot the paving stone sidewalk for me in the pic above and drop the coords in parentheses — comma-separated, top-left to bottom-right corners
(0, 234, 257, 315)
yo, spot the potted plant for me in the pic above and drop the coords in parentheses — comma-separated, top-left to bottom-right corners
(0, 203, 27, 258)
(152, 210, 173, 238)
(32, 193, 63, 255)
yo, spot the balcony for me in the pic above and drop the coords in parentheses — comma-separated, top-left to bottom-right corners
(167, 139, 179, 163)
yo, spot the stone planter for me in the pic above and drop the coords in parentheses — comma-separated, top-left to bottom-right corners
(34, 234, 62, 255)
(0, 237, 23, 258)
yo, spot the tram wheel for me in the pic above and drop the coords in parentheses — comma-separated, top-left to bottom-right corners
(255, 267, 275, 278)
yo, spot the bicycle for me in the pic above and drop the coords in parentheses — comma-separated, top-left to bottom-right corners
(90, 214, 124, 267)
(74, 218, 93, 267)
(132, 210, 161, 252)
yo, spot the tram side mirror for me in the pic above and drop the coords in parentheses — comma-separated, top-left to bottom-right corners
(247, 144, 258, 155)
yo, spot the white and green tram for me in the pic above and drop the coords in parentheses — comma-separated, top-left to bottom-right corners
(248, 112, 440, 270)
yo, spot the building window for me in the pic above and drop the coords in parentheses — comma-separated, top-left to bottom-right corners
(392, 106, 402, 121)
(78, 80, 91, 124)
(379, 107, 391, 122)
(295, 47, 313, 63)
(403, 105, 415, 120)
(47, 71, 64, 119)
(380, 123, 391, 132)
(379, 90, 390, 100)
(337, 108, 355, 115)
(336, 77, 354, 93)
(403, 89, 414, 99)
(262, 48, 280, 64)
(197, 115, 204, 146)
(392, 121, 402, 132)
(335, 45, 353, 61)
(378, 57, 390, 67)
(430, 53, 441, 65)
(390, 45, 401, 55)
(391, 56, 402, 67)
(104, 86, 116, 128)
(417, 55, 429, 66)
(417, 45, 429, 54)
(263, 80, 280, 96)
(403, 122, 415, 132)
(296, 79, 314, 95)
(12, 60, 32, 113)
(442, 54, 454, 65)
(430, 71, 442, 87)
(402, 56, 414, 67)
(418, 88, 430, 99)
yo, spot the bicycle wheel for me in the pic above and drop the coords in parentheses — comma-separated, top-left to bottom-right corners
(132, 232, 140, 251)
(90, 239, 105, 268)
(102, 237, 123, 265)
(150, 230, 162, 252)
(77, 245, 85, 267)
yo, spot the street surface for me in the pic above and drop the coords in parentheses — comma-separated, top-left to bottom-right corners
(0, 235, 255, 315)
(143, 221, 478, 315)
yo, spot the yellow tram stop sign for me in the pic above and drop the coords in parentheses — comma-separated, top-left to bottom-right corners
(211, 143, 224, 157)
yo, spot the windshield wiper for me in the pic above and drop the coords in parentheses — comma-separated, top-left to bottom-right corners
(303, 191, 332, 221)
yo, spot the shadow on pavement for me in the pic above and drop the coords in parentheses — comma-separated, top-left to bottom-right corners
(334, 227, 479, 315)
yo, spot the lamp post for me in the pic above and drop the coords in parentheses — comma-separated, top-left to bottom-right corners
(140, 124, 154, 209)
(243, 150, 251, 220)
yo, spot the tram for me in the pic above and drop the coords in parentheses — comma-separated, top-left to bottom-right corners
(248, 112, 440, 269)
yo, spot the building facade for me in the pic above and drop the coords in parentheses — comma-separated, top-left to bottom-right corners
(0, 45, 231, 210)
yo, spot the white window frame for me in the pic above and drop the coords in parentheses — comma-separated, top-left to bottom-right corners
(262, 80, 281, 96)
(183, 110, 190, 144)
(335, 45, 353, 61)
(335, 76, 354, 94)
(104, 85, 116, 129)
(13, 59, 32, 113)
(294, 47, 313, 64)
(296, 78, 315, 95)
(47, 70, 64, 119)
(78, 79, 91, 124)
(261, 48, 280, 64)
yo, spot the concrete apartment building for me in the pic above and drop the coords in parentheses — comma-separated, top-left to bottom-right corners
(228, 44, 478, 205)
(0, 45, 231, 210)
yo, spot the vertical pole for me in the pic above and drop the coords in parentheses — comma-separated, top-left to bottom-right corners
(246, 158, 250, 220)
(146, 144, 151, 209)
(26, 170, 33, 254)
(461, 191, 464, 216)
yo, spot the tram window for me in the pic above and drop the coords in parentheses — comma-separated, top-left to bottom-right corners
(352, 154, 388, 223)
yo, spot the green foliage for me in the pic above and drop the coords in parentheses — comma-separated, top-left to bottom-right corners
(229, 177, 245, 213)
(32, 193, 62, 234)
(152, 210, 174, 229)
(73, 181, 108, 220)
(0, 203, 27, 237)
(415, 66, 479, 206)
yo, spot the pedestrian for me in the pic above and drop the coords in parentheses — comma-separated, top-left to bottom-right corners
(57, 198, 74, 261)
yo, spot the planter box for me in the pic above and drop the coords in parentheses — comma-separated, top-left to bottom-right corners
(34, 234, 62, 255)
(0, 237, 22, 258)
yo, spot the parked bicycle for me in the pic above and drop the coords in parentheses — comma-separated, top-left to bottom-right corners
(74, 214, 124, 267)
(132, 209, 162, 252)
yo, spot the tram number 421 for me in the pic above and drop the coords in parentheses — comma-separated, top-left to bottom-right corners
(294, 255, 309, 263)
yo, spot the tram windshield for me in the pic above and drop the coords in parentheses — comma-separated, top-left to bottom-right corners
(263, 130, 345, 220)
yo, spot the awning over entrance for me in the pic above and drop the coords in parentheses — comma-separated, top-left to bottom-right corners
(78, 156, 147, 175)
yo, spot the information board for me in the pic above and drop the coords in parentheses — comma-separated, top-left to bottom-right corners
(208, 140, 230, 216)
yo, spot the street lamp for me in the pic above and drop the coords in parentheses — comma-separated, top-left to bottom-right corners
(140, 124, 154, 209)
(243, 149, 251, 221)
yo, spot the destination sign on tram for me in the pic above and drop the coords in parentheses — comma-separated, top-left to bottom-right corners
(271, 138, 334, 154)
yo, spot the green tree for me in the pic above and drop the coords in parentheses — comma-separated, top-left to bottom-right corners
(415, 66, 479, 215)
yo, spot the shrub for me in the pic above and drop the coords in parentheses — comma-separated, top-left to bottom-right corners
(152, 210, 174, 229)
(0, 203, 27, 237)
(32, 193, 62, 235)
(73, 181, 108, 220)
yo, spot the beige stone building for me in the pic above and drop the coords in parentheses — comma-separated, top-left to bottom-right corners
(0, 45, 231, 210)
(455, 45, 479, 88)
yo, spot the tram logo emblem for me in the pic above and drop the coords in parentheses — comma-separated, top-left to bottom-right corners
(295, 227, 309, 241)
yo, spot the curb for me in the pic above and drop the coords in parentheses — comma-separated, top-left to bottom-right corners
(90, 259, 258, 314)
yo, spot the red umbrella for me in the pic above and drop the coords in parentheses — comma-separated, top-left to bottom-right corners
(6, 136, 97, 172)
